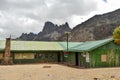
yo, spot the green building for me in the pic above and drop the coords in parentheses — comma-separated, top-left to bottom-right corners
(0, 38, 120, 68)
(0, 40, 64, 64)
(62, 38, 120, 68)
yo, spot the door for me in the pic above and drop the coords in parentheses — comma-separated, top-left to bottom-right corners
(58, 52, 64, 63)
(58, 52, 61, 62)
(75, 52, 79, 66)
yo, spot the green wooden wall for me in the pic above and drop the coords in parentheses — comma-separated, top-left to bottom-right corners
(78, 53, 87, 67)
(63, 52, 89, 67)
(89, 41, 120, 68)
(68, 53, 76, 65)
(63, 52, 76, 65)
(13, 52, 60, 64)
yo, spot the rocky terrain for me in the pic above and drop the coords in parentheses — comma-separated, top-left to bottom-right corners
(17, 21, 71, 41)
(60, 9, 120, 42)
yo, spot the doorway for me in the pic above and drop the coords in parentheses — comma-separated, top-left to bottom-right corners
(58, 52, 61, 62)
(75, 52, 79, 66)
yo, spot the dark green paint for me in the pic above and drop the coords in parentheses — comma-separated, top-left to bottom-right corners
(89, 41, 120, 68)
(13, 52, 61, 64)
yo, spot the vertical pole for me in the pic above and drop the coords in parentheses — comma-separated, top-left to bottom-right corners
(67, 33, 68, 52)
(64, 32, 70, 64)
(65, 32, 70, 52)
(65, 32, 70, 57)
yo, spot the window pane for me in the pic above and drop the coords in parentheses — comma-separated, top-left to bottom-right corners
(101, 54, 107, 62)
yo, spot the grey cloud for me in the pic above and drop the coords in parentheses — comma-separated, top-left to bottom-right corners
(0, 0, 45, 10)
(47, 0, 97, 18)
(0, 11, 43, 39)
(102, 0, 107, 3)
(0, 0, 97, 20)
(0, 0, 98, 39)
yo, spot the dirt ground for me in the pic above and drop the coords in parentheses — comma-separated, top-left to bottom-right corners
(0, 64, 120, 80)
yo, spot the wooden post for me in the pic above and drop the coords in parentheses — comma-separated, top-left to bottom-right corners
(1, 38, 13, 65)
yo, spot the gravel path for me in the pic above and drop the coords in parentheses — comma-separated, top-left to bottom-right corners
(0, 64, 119, 80)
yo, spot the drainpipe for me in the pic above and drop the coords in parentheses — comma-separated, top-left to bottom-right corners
(1, 38, 13, 65)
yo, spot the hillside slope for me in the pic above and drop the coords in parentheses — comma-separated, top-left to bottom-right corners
(60, 9, 120, 42)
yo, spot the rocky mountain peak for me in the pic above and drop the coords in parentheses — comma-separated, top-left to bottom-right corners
(17, 21, 71, 41)
(42, 21, 57, 33)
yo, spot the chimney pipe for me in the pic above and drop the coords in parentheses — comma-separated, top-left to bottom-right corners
(1, 38, 13, 65)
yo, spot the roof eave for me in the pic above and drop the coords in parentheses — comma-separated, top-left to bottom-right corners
(87, 39, 113, 51)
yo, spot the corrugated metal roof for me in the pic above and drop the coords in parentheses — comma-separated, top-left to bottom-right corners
(11, 41, 64, 51)
(0, 38, 113, 52)
(58, 42, 83, 51)
(0, 40, 64, 51)
(0, 40, 5, 51)
(69, 38, 113, 52)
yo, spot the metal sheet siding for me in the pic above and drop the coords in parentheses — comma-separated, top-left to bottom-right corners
(13, 52, 59, 63)
(90, 41, 120, 68)
(68, 53, 76, 65)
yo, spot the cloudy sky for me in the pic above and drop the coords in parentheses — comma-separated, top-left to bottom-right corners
(0, 0, 120, 39)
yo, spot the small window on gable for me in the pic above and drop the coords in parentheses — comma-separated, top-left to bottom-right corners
(101, 54, 107, 62)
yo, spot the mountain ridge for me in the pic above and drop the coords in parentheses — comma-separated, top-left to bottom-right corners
(60, 9, 120, 41)
(17, 9, 120, 41)
(17, 21, 71, 41)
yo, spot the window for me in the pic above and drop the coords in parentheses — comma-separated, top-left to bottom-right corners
(101, 54, 107, 62)
(49, 54, 54, 58)
(45, 54, 48, 58)
(34, 53, 42, 59)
